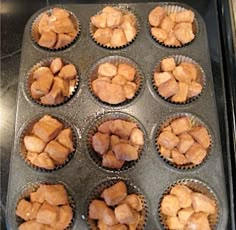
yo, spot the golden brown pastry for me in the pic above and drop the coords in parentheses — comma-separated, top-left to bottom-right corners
(91, 61, 138, 105)
(170, 185, 192, 208)
(185, 212, 211, 230)
(89, 200, 108, 220)
(29, 152, 55, 170)
(88, 181, 144, 229)
(157, 116, 210, 166)
(160, 184, 217, 230)
(91, 119, 143, 169)
(154, 57, 203, 103)
(23, 115, 74, 170)
(149, 6, 195, 46)
(102, 150, 125, 169)
(92, 132, 110, 155)
(101, 181, 127, 206)
(35, 8, 78, 49)
(114, 204, 136, 225)
(91, 6, 137, 47)
(161, 195, 181, 216)
(30, 58, 77, 105)
(120, 194, 143, 211)
(16, 184, 73, 230)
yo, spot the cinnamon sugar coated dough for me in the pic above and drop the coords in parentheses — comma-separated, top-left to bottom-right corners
(23, 115, 74, 169)
(157, 116, 210, 166)
(16, 184, 73, 230)
(30, 58, 77, 105)
(89, 181, 144, 229)
(91, 62, 138, 105)
(160, 183, 216, 230)
(92, 119, 143, 169)
(36, 8, 78, 49)
(91, 6, 137, 47)
(154, 57, 203, 103)
(149, 6, 195, 46)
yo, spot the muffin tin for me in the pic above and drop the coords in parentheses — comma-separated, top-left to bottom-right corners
(6, 2, 229, 229)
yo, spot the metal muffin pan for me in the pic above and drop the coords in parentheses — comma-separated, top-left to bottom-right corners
(6, 2, 229, 229)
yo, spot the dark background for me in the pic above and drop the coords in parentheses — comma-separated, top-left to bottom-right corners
(1, 0, 235, 229)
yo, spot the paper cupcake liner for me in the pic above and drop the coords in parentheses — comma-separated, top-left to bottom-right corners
(19, 113, 77, 172)
(152, 55, 205, 105)
(149, 3, 198, 48)
(86, 177, 148, 230)
(14, 181, 75, 230)
(31, 7, 80, 51)
(86, 111, 146, 173)
(90, 6, 140, 49)
(88, 55, 143, 108)
(155, 113, 213, 170)
(158, 179, 219, 230)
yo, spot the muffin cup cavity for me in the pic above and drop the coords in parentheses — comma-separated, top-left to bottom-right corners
(86, 177, 148, 230)
(86, 112, 146, 173)
(152, 55, 205, 105)
(15, 181, 75, 230)
(149, 4, 198, 48)
(19, 114, 77, 172)
(155, 113, 213, 170)
(31, 7, 80, 51)
(88, 55, 143, 108)
(158, 179, 219, 230)
(90, 6, 140, 49)
(26, 57, 79, 107)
